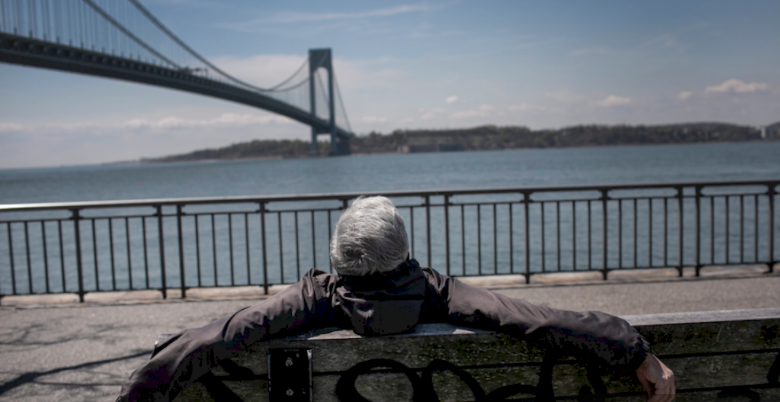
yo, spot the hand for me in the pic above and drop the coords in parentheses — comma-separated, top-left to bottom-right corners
(635, 354, 675, 401)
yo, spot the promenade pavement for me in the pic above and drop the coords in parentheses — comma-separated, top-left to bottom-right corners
(1, 264, 778, 402)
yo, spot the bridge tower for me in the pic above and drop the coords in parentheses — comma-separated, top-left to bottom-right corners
(309, 49, 350, 156)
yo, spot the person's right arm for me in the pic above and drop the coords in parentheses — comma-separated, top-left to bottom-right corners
(117, 268, 338, 402)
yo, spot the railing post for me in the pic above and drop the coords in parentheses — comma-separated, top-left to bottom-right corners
(493, 203, 498, 275)
(72, 209, 85, 303)
(7, 223, 17, 296)
(444, 195, 450, 276)
(601, 190, 608, 280)
(617, 200, 622, 269)
(769, 186, 775, 273)
(156, 205, 167, 299)
(425, 195, 431, 268)
(260, 202, 269, 295)
(176, 204, 186, 298)
(277, 212, 283, 282)
(572, 201, 577, 271)
(694, 186, 701, 276)
(125, 218, 132, 290)
(91, 219, 98, 291)
(509, 202, 514, 274)
(24, 222, 32, 293)
(245, 213, 252, 284)
(108, 219, 115, 291)
(587, 201, 592, 270)
(676, 187, 683, 277)
(230, 214, 236, 286)
(523, 192, 530, 284)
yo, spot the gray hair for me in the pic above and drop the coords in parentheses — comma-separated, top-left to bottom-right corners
(330, 196, 409, 276)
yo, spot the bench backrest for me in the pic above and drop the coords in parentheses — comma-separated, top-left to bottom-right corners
(171, 308, 780, 401)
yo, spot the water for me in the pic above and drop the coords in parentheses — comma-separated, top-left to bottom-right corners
(2, 142, 779, 205)
(1, 142, 779, 295)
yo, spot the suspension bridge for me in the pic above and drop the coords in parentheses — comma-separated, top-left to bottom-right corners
(0, 0, 354, 155)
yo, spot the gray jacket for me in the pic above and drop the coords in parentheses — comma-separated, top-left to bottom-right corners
(118, 259, 649, 401)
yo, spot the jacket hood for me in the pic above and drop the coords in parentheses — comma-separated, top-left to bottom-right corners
(335, 259, 426, 336)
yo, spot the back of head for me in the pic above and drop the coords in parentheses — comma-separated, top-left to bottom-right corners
(330, 196, 409, 276)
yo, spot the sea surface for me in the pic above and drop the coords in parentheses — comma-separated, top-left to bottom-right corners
(1, 142, 779, 295)
(2, 141, 779, 205)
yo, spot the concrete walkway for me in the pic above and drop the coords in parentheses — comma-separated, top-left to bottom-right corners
(1, 264, 778, 402)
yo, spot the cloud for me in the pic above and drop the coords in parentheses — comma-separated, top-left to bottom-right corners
(361, 116, 387, 124)
(231, 4, 430, 26)
(646, 34, 685, 53)
(207, 54, 406, 92)
(677, 91, 693, 100)
(144, 0, 219, 6)
(123, 113, 292, 130)
(208, 54, 308, 88)
(449, 110, 482, 120)
(0, 122, 25, 132)
(420, 107, 445, 120)
(595, 95, 631, 107)
(705, 79, 769, 94)
(445, 95, 463, 104)
(333, 58, 408, 90)
(545, 90, 584, 103)
(508, 103, 546, 113)
(569, 47, 610, 57)
(123, 119, 150, 129)
(0, 120, 105, 135)
(449, 105, 494, 120)
(3, 113, 294, 135)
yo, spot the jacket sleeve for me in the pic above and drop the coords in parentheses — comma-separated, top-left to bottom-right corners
(422, 268, 649, 369)
(117, 269, 337, 402)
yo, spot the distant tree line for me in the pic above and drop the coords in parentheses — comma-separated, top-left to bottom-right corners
(350, 122, 776, 154)
(148, 139, 331, 162)
(146, 122, 778, 162)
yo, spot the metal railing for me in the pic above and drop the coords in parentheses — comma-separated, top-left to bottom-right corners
(0, 180, 777, 302)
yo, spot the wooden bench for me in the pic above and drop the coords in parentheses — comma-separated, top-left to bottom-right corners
(168, 308, 780, 401)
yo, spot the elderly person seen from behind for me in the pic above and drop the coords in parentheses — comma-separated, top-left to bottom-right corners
(118, 196, 674, 402)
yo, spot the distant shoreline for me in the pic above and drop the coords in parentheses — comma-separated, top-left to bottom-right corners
(128, 137, 778, 166)
(137, 121, 780, 165)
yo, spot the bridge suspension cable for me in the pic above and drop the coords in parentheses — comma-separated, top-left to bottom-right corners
(127, 0, 307, 94)
(333, 71, 353, 134)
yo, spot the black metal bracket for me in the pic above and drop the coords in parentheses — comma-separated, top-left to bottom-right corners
(268, 348, 312, 402)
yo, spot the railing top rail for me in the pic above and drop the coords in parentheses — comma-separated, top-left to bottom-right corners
(0, 179, 777, 212)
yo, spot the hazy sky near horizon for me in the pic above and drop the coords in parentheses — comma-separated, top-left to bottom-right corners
(1, 0, 778, 168)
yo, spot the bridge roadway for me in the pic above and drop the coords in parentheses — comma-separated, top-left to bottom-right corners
(1, 265, 778, 401)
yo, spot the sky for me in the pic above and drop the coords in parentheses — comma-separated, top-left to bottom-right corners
(1, 0, 778, 168)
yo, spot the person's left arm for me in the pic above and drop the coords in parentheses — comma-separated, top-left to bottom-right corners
(421, 268, 675, 398)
